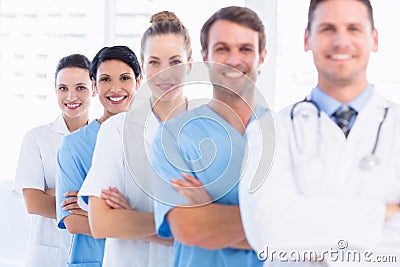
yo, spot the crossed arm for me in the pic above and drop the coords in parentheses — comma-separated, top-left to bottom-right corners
(23, 188, 57, 219)
(59, 186, 167, 244)
(87, 187, 173, 246)
(168, 173, 251, 250)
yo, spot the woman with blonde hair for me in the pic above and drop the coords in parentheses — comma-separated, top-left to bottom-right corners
(78, 11, 193, 266)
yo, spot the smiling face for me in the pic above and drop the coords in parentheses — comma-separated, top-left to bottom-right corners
(202, 19, 266, 100)
(304, 0, 378, 90)
(142, 34, 191, 103)
(55, 67, 93, 119)
(94, 59, 140, 121)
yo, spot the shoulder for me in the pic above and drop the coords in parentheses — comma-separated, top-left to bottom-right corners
(103, 112, 126, 129)
(63, 120, 99, 146)
(22, 118, 60, 142)
(163, 105, 209, 128)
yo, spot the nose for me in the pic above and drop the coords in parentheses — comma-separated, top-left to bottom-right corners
(157, 64, 172, 81)
(225, 49, 242, 68)
(67, 89, 77, 101)
(332, 29, 350, 49)
(108, 80, 121, 93)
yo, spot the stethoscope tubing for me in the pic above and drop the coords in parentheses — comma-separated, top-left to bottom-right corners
(290, 97, 389, 169)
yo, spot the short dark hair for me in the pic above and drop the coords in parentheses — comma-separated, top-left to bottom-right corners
(90, 45, 141, 81)
(200, 6, 266, 56)
(55, 54, 90, 84)
(307, 0, 374, 30)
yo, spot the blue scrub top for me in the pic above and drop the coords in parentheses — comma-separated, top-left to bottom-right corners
(56, 120, 105, 267)
(151, 105, 263, 267)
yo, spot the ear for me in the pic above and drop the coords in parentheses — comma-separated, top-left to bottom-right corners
(259, 48, 267, 65)
(304, 28, 311, 51)
(135, 74, 142, 90)
(201, 49, 210, 69)
(186, 57, 193, 75)
(140, 63, 146, 75)
(201, 49, 208, 63)
(371, 28, 378, 52)
(91, 78, 98, 97)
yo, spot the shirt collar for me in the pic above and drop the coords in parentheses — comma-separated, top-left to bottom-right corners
(310, 84, 373, 116)
(50, 114, 70, 135)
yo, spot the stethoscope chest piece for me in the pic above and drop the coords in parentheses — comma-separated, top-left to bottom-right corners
(360, 154, 380, 170)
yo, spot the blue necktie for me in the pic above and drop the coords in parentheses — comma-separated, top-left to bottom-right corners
(332, 105, 357, 137)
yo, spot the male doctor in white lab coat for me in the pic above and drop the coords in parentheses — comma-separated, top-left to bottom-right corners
(239, 0, 400, 266)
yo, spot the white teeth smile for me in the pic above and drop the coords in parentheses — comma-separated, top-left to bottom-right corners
(66, 103, 80, 108)
(224, 71, 244, 78)
(109, 96, 125, 102)
(159, 84, 174, 89)
(331, 54, 352, 60)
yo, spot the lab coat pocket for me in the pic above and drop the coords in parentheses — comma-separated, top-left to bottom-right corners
(68, 262, 101, 267)
(25, 243, 59, 267)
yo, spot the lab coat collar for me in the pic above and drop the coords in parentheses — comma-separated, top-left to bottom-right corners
(124, 100, 157, 145)
(363, 86, 392, 110)
(125, 100, 153, 127)
(49, 114, 70, 135)
(311, 84, 374, 116)
(126, 98, 198, 127)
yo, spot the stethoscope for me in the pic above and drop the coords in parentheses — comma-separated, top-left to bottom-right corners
(290, 96, 389, 170)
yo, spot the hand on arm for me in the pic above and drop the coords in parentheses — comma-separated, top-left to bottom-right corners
(168, 204, 250, 250)
(62, 190, 88, 216)
(23, 188, 56, 219)
(101, 186, 131, 210)
(62, 190, 91, 235)
(167, 173, 250, 250)
(385, 203, 400, 220)
(89, 195, 161, 242)
(171, 173, 212, 206)
(62, 188, 136, 236)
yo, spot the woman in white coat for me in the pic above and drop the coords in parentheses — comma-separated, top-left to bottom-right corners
(239, 0, 400, 266)
(13, 54, 94, 267)
(77, 11, 194, 266)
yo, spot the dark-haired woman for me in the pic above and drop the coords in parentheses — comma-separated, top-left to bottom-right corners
(56, 46, 142, 266)
(13, 54, 94, 267)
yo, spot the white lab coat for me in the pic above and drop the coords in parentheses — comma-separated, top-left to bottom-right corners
(13, 115, 72, 267)
(239, 89, 400, 267)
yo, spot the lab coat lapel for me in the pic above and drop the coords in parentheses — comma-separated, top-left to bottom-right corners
(123, 102, 158, 198)
(49, 114, 70, 135)
(328, 90, 391, 192)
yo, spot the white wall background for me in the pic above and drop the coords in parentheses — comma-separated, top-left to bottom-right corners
(1, 0, 400, 266)
(274, 0, 400, 110)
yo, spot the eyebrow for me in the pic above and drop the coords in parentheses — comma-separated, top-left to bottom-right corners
(317, 22, 364, 28)
(212, 42, 255, 48)
(98, 72, 131, 76)
(169, 55, 182, 60)
(148, 55, 182, 60)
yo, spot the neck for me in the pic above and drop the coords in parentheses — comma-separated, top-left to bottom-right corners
(97, 110, 113, 124)
(209, 88, 255, 134)
(151, 95, 187, 122)
(63, 114, 89, 132)
(318, 79, 368, 103)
